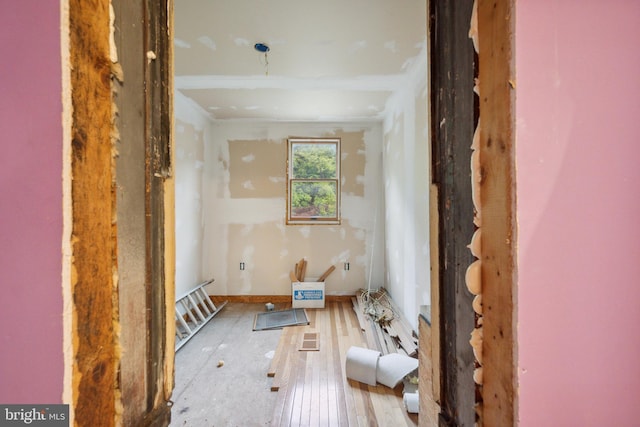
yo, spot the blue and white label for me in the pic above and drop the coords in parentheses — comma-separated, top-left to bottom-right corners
(294, 290, 323, 300)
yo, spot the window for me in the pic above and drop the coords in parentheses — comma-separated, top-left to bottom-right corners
(287, 138, 341, 225)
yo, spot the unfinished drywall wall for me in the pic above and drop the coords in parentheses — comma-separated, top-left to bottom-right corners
(174, 92, 210, 298)
(202, 122, 384, 297)
(382, 44, 429, 331)
(0, 0, 64, 404)
(516, 1, 640, 425)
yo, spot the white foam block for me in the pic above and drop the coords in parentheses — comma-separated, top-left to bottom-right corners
(403, 392, 419, 414)
(345, 346, 381, 386)
(376, 353, 419, 388)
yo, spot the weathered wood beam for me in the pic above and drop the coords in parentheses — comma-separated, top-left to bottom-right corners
(69, 0, 119, 424)
(429, 0, 478, 425)
(477, 1, 516, 425)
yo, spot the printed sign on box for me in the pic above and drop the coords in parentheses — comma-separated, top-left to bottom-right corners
(292, 281, 325, 308)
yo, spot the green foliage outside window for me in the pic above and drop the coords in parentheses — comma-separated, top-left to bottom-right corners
(292, 144, 336, 179)
(291, 181, 337, 217)
(289, 140, 339, 221)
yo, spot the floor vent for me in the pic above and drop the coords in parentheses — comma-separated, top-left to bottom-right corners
(299, 332, 320, 351)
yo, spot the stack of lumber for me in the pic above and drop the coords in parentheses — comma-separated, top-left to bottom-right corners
(351, 288, 419, 357)
(289, 258, 336, 282)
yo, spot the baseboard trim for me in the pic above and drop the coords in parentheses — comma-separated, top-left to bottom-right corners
(209, 294, 354, 304)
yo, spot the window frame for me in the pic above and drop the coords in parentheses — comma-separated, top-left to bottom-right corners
(286, 137, 341, 225)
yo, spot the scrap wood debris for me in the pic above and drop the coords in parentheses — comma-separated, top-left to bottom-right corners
(290, 258, 335, 282)
(352, 288, 419, 357)
(360, 288, 395, 324)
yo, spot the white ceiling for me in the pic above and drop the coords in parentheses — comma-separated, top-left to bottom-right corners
(174, 0, 427, 122)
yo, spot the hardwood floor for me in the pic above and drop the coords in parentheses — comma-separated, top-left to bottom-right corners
(269, 300, 418, 427)
(171, 301, 419, 426)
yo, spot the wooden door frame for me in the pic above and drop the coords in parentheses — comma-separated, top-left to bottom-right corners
(476, 1, 516, 425)
(65, 0, 175, 425)
(428, 0, 516, 425)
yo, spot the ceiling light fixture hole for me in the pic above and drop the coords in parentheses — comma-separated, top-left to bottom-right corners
(254, 43, 270, 53)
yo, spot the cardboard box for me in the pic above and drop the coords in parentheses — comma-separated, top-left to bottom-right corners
(292, 281, 325, 308)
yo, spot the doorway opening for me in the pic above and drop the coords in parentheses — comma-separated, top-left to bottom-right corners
(65, 0, 515, 425)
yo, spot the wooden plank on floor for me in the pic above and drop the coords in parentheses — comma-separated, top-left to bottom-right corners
(369, 385, 397, 427)
(289, 350, 308, 427)
(336, 300, 348, 337)
(352, 297, 378, 351)
(269, 325, 292, 377)
(271, 326, 304, 391)
(329, 303, 349, 427)
(301, 348, 314, 427)
(419, 315, 439, 427)
(317, 309, 330, 427)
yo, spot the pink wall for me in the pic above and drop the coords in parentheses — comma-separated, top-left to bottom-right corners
(0, 2, 63, 402)
(516, 1, 640, 425)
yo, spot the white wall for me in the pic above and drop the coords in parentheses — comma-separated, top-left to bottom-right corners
(382, 45, 429, 330)
(174, 92, 212, 298)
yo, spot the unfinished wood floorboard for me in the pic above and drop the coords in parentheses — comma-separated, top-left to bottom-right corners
(317, 309, 332, 426)
(268, 326, 290, 377)
(271, 326, 303, 391)
(329, 303, 349, 426)
(269, 301, 415, 426)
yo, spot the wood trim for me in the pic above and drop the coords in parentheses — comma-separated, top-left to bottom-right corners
(477, 1, 516, 425)
(68, 0, 120, 424)
(209, 295, 354, 305)
(428, 184, 441, 405)
(419, 315, 439, 426)
(163, 0, 177, 404)
(112, 0, 151, 422)
(144, 0, 173, 420)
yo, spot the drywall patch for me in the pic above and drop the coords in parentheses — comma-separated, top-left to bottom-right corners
(227, 223, 288, 294)
(384, 40, 397, 53)
(197, 35, 217, 51)
(174, 38, 191, 48)
(229, 139, 285, 198)
(336, 130, 366, 197)
(299, 226, 311, 239)
(349, 40, 367, 53)
(234, 37, 250, 47)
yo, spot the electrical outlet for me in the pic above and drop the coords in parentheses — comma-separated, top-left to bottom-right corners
(344, 262, 350, 271)
(240, 262, 245, 270)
